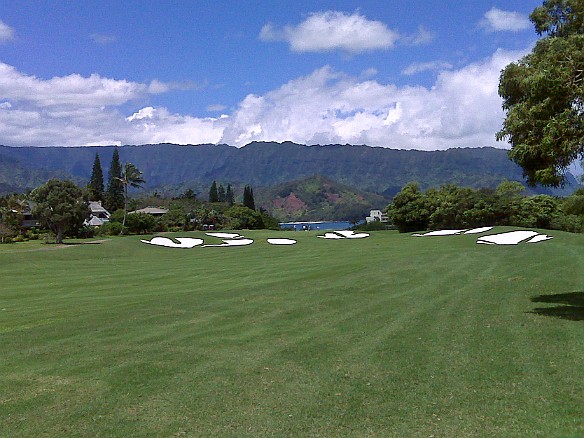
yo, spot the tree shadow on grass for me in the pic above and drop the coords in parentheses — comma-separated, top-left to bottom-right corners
(529, 292, 584, 321)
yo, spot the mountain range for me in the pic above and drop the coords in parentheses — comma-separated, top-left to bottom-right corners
(0, 142, 580, 220)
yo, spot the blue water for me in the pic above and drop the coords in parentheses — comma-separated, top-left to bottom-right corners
(279, 221, 352, 231)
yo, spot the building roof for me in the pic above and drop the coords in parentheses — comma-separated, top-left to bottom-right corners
(128, 207, 169, 215)
(88, 201, 110, 215)
(85, 216, 109, 227)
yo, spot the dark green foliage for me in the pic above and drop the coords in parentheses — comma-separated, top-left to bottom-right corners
(243, 185, 255, 210)
(87, 153, 104, 201)
(0, 195, 24, 239)
(124, 213, 156, 234)
(387, 183, 433, 232)
(498, 0, 584, 186)
(156, 207, 188, 231)
(217, 184, 226, 203)
(30, 179, 90, 243)
(225, 205, 263, 229)
(511, 195, 561, 229)
(180, 188, 197, 200)
(106, 208, 155, 234)
(258, 175, 387, 222)
(388, 180, 584, 233)
(208, 181, 219, 203)
(96, 220, 126, 236)
(120, 162, 145, 228)
(226, 184, 235, 206)
(5, 143, 578, 198)
(563, 188, 584, 215)
(105, 149, 124, 212)
(0, 153, 72, 195)
(530, 0, 584, 36)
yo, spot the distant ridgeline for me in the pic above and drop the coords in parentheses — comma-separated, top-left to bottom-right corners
(0, 142, 580, 197)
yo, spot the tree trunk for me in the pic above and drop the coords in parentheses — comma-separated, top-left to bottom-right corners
(55, 227, 64, 244)
(122, 183, 128, 229)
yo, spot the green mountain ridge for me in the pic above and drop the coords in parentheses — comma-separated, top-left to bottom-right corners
(256, 175, 387, 222)
(0, 142, 579, 198)
(0, 153, 74, 194)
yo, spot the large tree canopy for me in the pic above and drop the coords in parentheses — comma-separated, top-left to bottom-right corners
(497, 0, 584, 186)
(31, 179, 90, 244)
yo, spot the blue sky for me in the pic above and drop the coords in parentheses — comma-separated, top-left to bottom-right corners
(0, 1, 541, 150)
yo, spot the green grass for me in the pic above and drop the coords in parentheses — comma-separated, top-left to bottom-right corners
(1, 228, 583, 437)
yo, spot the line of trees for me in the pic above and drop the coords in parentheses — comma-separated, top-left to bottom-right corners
(208, 181, 235, 205)
(0, 150, 281, 244)
(387, 181, 584, 233)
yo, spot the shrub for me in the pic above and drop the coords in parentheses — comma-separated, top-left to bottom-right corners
(96, 221, 127, 236)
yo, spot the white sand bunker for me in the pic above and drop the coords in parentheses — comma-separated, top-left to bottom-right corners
(140, 237, 204, 248)
(413, 229, 466, 236)
(477, 231, 553, 245)
(464, 227, 493, 234)
(267, 238, 297, 245)
(317, 230, 370, 239)
(205, 232, 242, 239)
(203, 238, 254, 247)
(413, 227, 493, 237)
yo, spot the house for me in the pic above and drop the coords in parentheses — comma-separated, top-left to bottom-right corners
(128, 207, 168, 216)
(0, 201, 40, 228)
(21, 203, 40, 228)
(85, 201, 110, 227)
(365, 209, 389, 223)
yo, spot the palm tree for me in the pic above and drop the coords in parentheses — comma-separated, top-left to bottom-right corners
(117, 162, 145, 228)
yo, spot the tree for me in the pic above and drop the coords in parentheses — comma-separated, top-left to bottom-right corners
(497, 0, 584, 186)
(226, 184, 235, 206)
(31, 179, 90, 244)
(225, 205, 264, 229)
(87, 153, 104, 201)
(0, 195, 24, 240)
(386, 182, 434, 232)
(218, 184, 226, 203)
(208, 181, 219, 203)
(105, 149, 124, 212)
(243, 185, 256, 210)
(119, 162, 145, 228)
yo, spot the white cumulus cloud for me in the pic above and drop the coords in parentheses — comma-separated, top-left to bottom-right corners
(480, 8, 531, 32)
(260, 11, 399, 53)
(402, 61, 453, 76)
(0, 20, 14, 42)
(0, 48, 527, 149)
(220, 49, 526, 150)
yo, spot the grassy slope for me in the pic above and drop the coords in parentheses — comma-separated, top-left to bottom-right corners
(0, 229, 582, 437)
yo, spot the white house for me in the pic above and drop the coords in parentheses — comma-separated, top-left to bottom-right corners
(85, 201, 110, 227)
(365, 209, 389, 223)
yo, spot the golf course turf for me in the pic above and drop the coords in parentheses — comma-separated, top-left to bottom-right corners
(1, 228, 582, 436)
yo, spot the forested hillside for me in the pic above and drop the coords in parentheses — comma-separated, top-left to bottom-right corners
(0, 142, 579, 196)
(0, 153, 74, 194)
(256, 175, 387, 222)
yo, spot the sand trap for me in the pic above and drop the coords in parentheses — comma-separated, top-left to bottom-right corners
(413, 229, 466, 236)
(267, 238, 297, 245)
(476, 231, 539, 245)
(141, 237, 204, 248)
(203, 238, 254, 247)
(206, 232, 242, 239)
(527, 234, 553, 243)
(334, 230, 370, 239)
(317, 233, 345, 239)
(317, 231, 370, 239)
(464, 226, 493, 234)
